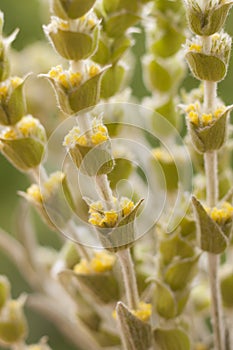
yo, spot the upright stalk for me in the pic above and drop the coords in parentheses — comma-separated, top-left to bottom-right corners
(203, 59, 225, 349)
(95, 173, 140, 309)
(116, 248, 139, 310)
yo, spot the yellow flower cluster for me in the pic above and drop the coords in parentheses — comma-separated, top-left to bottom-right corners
(26, 172, 65, 204)
(0, 116, 45, 140)
(206, 202, 233, 225)
(189, 43, 202, 52)
(74, 251, 116, 274)
(48, 64, 100, 90)
(112, 301, 152, 322)
(47, 13, 98, 34)
(63, 119, 109, 148)
(185, 102, 226, 127)
(131, 301, 152, 322)
(88, 197, 135, 228)
(0, 77, 23, 101)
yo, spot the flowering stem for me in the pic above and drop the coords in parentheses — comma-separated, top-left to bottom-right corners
(117, 248, 139, 310)
(94, 174, 140, 309)
(95, 174, 115, 210)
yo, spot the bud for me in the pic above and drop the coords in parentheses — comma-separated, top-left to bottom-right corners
(63, 116, 114, 176)
(88, 196, 143, 252)
(45, 63, 105, 115)
(0, 76, 28, 126)
(0, 276, 10, 311)
(185, 0, 233, 36)
(185, 32, 232, 82)
(184, 102, 233, 153)
(20, 171, 75, 230)
(0, 115, 46, 171)
(0, 298, 28, 346)
(44, 14, 99, 60)
(154, 328, 190, 350)
(51, 0, 97, 20)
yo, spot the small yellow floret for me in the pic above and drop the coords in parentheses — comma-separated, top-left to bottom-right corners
(27, 184, 42, 203)
(207, 202, 233, 224)
(2, 128, 17, 140)
(18, 117, 38, 137)
(59, 73, 69, 89)
(10, 77, 23, 89)
(121, 198, 134, 216)
(212, 33, 220, 41)
(214, 107, 226, 118)
(201, 113, 213, 126)
(89, 212, 103, 227)
(70, 72, 82, 87)
(0, 85, 8, 98)
(89, 65, 100, 78)
(91, 252, 115, 273)
(74, 259, 92, 274)
(91, 132, 108, 145)
(101, 211, 118, 227)
(188, 111, 199, 125)
(89, 201, 104, 213)
(76, 134, 88, 146)
(131, 302, 152, 322)
(189, 43, 202, 52)
(58, 20, 69, 30)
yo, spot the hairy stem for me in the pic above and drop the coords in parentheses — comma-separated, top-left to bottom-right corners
(204, 133, 225, 350)
(95, 174, 140, 309)
(117, 248, 139, 310)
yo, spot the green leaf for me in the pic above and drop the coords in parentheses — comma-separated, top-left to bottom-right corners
(101, 64, 125, 99)
(164, 255, 199, 291)
(147, 59, 172, 92)
(116, 301, 152, 350)
(159, 231, 195, 266)
(221, 271, 233, 308)
(151, 27, 185, 58)
(111, 35, 133, 63)
(69, 70, 105, 113)
(98, 199, 143, 252)
(48, 27, 99, 61)
(192, 196, 228, 254)
(185, 52, 226, 82)
(154, 280, 177, 319)
(0, 137, 44, 171)
(153, 328, 190, 350)
(92, 39, 111, 65)
(104, 13, 140, 38)
(188, 112, 228, 153)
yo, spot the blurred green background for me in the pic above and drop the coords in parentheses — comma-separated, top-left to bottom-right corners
(0, 0, 233, 349)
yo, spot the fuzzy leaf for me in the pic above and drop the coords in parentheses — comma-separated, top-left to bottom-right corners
(104, 13, 140, 38)
(192, 196, 228, 254)
(164, 255, 199, 291)
(48, 26, 99, 61)
(159, 232, 195, 266)
(101, 64, 125, 99)
(52, 0, 97, 19)
(0, 137, 44, 171)
(147, 59, 172, 93)
(116, 301, 152, 350)
(98, 199, 143, 252)
(185, 52, 226, 82)
(154, 280, 177, 319)
(153, 328, 190, 350)
(188, 113, 228, 153)
(221, 271, 233, 308)
(71, 269, 120, 304)
(69, 69, 105, 113)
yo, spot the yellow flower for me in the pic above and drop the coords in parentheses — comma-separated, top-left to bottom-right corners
(207, 202, 233, 224)
(131, 302, 152, 322)
(27, 184, 42, 203)
(74, 251, 115, 274)
(189, 43, 202, 52)
(121, 198, 134, 216)
(201, 113, 213, 126)
(188, 111, 199, 125)
(101, 211, 118, 227)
